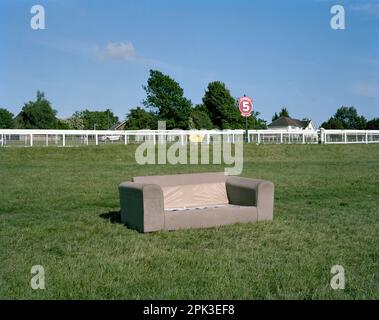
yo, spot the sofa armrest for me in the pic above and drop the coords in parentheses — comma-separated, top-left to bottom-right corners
(118, 182, 164, 232)
(226, 176, 274, 221)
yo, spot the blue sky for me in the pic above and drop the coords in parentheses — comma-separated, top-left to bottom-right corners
(0, 0, 378, 125)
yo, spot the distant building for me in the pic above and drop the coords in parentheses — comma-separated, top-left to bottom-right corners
(110, 120, 127, 130)
(268, 116, 316, 131)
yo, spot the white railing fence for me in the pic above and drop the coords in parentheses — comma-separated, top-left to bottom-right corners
(0, 129, 378, 147)
(320, 129, 379, 144)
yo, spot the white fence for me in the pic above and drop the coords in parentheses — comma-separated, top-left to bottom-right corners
(0, 129, 378, 147)
(320, 129, 379, 144)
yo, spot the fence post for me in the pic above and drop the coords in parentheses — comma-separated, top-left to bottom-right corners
(86, 134, 89, 145)
(95, 133, 98, 145)
(30, 134, 33, 147)
(257, 132, 261, 144)
(320, 128, 325, 144)
(124, 133, 127, 145)
(302, 132, 305, 144)
(46, 134, 48, 146)
(344, 131, 347, 144)
(62, 134, 65, 146)
(365, 131, 368, 144)
(1, 134, 3, 146)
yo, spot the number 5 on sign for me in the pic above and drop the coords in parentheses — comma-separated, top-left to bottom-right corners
(238, 96, 253, 117)
(242, 101, 250, 111)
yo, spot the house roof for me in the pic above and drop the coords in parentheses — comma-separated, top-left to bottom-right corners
(268, 116, 311, 128)
(110, 120, 127, 130)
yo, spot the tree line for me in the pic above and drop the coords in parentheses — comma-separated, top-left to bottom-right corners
(0, 69, 378, 130)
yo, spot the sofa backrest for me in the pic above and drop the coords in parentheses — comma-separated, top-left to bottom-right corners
(133, 172, 228, 186)
(133, 172, 229, 210)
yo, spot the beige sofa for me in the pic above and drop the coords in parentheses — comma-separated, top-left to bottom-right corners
(119, 172, 274, 233)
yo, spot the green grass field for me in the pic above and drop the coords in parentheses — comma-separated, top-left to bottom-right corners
(0, 144, 378, 299)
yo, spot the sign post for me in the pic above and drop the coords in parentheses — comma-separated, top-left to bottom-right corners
(238, 95, 253, 142)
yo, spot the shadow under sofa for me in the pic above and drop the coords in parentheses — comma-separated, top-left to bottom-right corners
(119, 172, 274, 233)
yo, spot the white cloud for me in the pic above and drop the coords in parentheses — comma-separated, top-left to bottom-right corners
(102, 41, 136, 61)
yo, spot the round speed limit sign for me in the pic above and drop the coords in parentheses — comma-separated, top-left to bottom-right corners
(239, 96, 253, 117)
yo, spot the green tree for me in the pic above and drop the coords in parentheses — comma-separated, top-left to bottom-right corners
(126, 107, 157, 129)
(202, 81, 241, 129)
(272, 112, 279, 122)
(66, 112, 86, 130)
(56, 119, 70, 129)
(15, 91, 59, 129)
(0, 108, 14, 128)
(189, 104, 213, 129)
(143, 70, 192, 129)
(69, 109, 119, 130)
(202, 81, 266, 129)
(247, 111, 267, 129)
(320, 117, 343, 129)
(366, 118, 379, 130)
(279, 107, 290, 118)
(321, 106, 367, 129)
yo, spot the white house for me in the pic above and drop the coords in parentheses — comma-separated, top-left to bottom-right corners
(268, 116, 316, 131)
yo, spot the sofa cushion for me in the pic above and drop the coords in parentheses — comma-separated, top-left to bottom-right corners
(162, 182, 229, 210)
(164, 204, 258, 231)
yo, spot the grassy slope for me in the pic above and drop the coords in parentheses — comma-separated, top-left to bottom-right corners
(0, 144, 378, 299)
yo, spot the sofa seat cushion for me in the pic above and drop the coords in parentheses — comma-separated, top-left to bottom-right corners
(165, 204, 228, 212)
(162, 182, 229, 210)
(164, 204, 258, 230)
